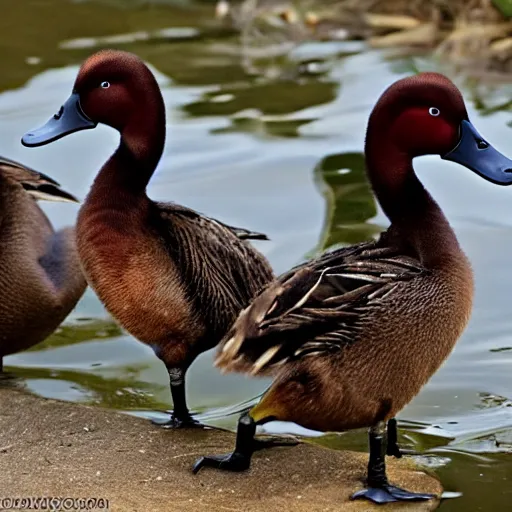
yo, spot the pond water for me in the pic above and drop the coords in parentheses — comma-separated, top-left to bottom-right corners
(1, 1, 511, 510)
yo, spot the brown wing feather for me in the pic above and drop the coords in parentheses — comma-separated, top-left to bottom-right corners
(159, 203, 268, 241)
(0, 156, 78, 203)
(216, 237, 428, 376)
(156, 202, 274, 345)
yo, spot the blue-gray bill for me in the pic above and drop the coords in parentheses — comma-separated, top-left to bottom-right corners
(442, 120, 512, 185)
(21, 93, 96, 147)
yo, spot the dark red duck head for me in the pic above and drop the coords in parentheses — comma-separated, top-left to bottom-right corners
(365, 72, 512, 185)
(22, 50, 165, 154)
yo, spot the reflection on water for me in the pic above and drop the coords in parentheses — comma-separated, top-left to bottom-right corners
(313, 151, 379, 251)
(183, 80, 338, 117)
(0, 2, 511, 511)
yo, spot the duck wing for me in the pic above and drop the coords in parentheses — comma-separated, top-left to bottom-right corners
(216, 238, 428, 376)
(214, 223, 268, 241)
(156, 202, 273, 341)
(0, 156, 78, 203)
(160, 203, 269, 241)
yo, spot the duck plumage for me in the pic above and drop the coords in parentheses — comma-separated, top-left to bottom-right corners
(0, 156, 86, 369)
(22, 49, 274, 426)
(192, 72, 512, 504)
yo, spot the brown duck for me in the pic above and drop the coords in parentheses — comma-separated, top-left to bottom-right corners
(0, 156, 86, 371)
(192, 73, 512, 502)
(22, 50, 274, 428)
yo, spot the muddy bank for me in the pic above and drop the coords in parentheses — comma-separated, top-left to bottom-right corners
(0, 388, 442, 511)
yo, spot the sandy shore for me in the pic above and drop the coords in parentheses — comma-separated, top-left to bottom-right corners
(0, 388, 442, 511)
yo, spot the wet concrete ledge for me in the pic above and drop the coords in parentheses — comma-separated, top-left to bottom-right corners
(0, 388, 441, 511)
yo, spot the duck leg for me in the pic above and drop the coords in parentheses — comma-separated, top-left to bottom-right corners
(152, 367, 202, 429)
(387, 418, 416, 457)
(192, 412, 295, 474)
(386, 418, 402, 458)
(351, 421, 434, 504)
(193, 413, 255, 473)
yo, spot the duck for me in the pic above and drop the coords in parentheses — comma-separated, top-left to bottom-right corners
(191, 72, 512, 503)
(21, 49, 274, 428)
(0, 156, 86, 372)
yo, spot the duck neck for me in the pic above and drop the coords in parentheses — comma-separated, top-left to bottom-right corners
(91, 82, 166, 199)
(365, 138, 461, 264)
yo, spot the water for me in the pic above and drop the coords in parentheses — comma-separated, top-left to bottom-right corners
(1, 1, 511, 510)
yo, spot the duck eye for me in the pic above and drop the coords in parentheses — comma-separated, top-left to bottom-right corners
(100, 81, 110, 89)
(429, 107, 440, 117)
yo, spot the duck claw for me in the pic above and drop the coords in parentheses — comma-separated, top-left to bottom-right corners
(193, 452, 251, 474)
(351, 484, 435, 504)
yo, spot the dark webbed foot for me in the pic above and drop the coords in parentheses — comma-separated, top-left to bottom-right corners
(193, 451, 251, 474)
(193, 416, 298, 474)
(352, 485, 434, 504)
(352, 421, 435, 504)
(152, 414, 204, 429)
(386, 418, 403, 458)
(194, 413, 256, 474)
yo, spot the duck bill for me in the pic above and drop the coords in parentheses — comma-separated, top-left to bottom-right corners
(21, 93, 96, 147)
(442, 119, 512, 185)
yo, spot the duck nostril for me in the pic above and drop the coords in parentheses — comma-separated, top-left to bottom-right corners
(53, 106, 64, 121)
(504, 168, 512, 173)
(476, 139, 489, 150)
